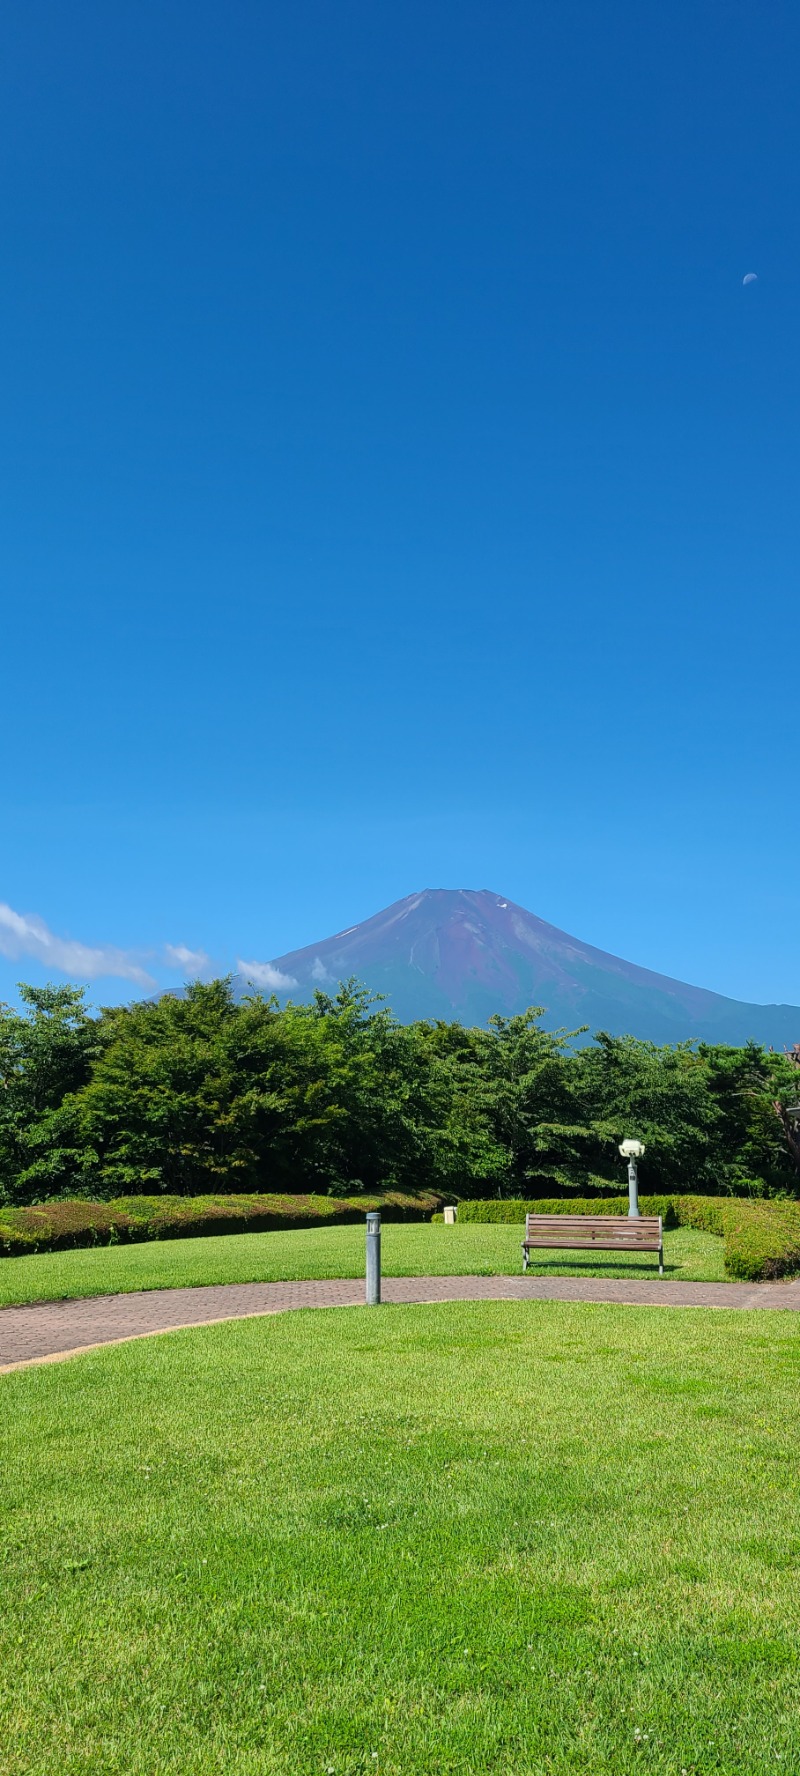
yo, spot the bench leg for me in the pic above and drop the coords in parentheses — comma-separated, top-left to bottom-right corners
(522, 1244, 529, 1274)
(659, 1245, 664, 1277)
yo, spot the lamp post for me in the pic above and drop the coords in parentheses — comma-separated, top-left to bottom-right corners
(619, 1139, 646, 1217)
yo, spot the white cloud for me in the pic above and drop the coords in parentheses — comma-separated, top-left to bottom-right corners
(164, 943, 210, 975)
(0, 901, 155, 986)
(236, 957, 298, 990)
(311, 956, 332, 983)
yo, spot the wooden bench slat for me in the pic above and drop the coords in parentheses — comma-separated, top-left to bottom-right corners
(524, 1231, 659, 1241)
(525, 1225, 660, 1244)
(524, 1216, 661, 1229)
(524, 1237, 659, 1251)
(526, 1228, 657, 1243)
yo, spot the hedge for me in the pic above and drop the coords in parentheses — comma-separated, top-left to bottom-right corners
(672, 1196, 800, 1282)
(3, 1188, 799, 1281)
(440, 1196, 800, 1281)
(447, 1196, 677, 1225)
(0, 1190, 444, 1258)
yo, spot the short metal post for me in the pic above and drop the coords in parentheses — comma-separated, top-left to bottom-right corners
(366, 1211, 381, 1305)
(628, 1159, 640, 1218)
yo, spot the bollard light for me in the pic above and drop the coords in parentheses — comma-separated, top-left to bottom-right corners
(619, 1138, 645, 1218)
(366, 1211, 381, 1306)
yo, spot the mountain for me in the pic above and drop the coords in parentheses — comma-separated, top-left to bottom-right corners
(233, 888, 800, 1047)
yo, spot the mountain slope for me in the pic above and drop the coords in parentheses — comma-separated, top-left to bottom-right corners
(233, 889, 800, 1046)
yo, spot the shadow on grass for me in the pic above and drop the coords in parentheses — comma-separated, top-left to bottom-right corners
(523, 1256, 680, 1280)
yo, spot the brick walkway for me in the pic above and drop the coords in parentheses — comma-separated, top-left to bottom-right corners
(3, 1273, 800, 1371)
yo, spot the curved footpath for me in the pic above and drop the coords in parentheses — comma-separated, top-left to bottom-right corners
(3, 1273, 800, 1371)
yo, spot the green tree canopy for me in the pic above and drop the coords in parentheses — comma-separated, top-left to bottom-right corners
(1, 978, 798, 1205)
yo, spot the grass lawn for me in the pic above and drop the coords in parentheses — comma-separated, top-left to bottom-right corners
(2, 1300, 799, 1773)
(0, 1222, 726, 1307)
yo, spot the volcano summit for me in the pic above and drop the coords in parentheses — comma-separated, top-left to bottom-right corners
(235, 889, 800, 1047)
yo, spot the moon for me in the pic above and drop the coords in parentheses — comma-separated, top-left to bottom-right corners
(742, 273, 758, 285)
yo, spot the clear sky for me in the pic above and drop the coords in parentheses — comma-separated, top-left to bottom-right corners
(1, 1, 798, 1011)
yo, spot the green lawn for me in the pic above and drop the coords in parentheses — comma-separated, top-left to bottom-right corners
(2, 1300, 799, 1773)
(0, 1222, 726, 1306)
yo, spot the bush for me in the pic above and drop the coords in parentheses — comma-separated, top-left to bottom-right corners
(0, 1189, 444, 1258)
(674, 1195, 800, 1281)
(0, 1199, 127, 1255)
(450, 1196, 677, 1225)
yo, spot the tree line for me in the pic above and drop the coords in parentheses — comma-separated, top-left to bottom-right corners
(0, 979, 798, 1206)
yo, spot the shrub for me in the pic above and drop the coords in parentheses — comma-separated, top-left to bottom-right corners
(450, 1196, 677, 1225)
(0, 1200, 131, 1255)
(0, 1189, 443, 1258)
(674, 1195, 800, 1281)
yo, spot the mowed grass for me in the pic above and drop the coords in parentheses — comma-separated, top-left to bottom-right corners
(0, 1222, 725, 1307)
(2, 1301, 800, 1774)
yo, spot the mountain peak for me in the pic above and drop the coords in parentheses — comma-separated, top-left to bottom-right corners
(234, 888, 799, 1046)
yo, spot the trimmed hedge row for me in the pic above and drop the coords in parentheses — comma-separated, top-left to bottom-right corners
(673, 1196, 800, 1282)
(3, 1188, 799, 1280)
(0, 1190, 444, 1258)
(447, 1196, 677, 1225)
(442, 1196, 800, 1281)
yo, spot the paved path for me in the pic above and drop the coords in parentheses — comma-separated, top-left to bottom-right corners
(3, 1273, 800, 1371)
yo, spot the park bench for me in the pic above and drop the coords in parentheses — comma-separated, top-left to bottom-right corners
(522, 1213, 664, 1276)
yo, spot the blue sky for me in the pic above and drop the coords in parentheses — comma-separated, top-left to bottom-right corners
(1, 1, 798, 1011)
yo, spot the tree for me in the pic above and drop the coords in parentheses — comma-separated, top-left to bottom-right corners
(432, 1009, 602, 1197)
(0, 984, 101, 1203)
(699, 1040, 800, 1194)
(75, 979, 256, 1195)
(576, 1033, 723, 1195)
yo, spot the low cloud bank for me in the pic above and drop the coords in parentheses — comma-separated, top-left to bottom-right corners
(164, 943, 210, 976)
(236, 957, 298, 990)
(0, 900, 218, 990)
(0, 901, 155, 987)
